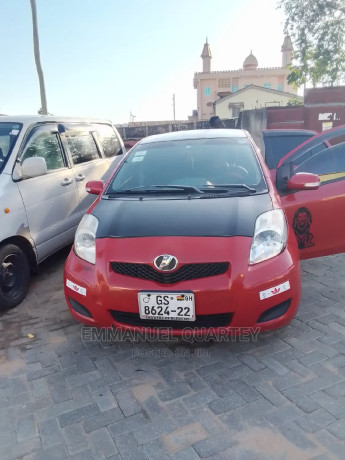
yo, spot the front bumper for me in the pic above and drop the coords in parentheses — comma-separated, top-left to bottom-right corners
(64, 236, 301, 335)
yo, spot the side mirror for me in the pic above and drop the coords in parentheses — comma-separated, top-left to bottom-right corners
(21, 157, 47, 178)
(86, 180, 104, 195)
(58, 123, 66, 134)
(287, 172, 320, 191)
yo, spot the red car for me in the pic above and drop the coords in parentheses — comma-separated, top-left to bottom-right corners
(64, 127, 345, 336)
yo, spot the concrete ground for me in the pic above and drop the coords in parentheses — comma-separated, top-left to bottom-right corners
(1, 247, 345, 459)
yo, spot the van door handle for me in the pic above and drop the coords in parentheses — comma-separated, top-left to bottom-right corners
(75, 174, 86, 182)
(61, 178, 74, 186)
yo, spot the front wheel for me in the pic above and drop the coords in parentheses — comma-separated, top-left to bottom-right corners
(0, 244, 30, 309)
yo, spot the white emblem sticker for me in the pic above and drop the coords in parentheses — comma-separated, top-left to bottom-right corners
(131, 151, 146, 162)
(259, 281, 290, 300)
(66, 279, 86, 296)
(9, 129, 19, 135)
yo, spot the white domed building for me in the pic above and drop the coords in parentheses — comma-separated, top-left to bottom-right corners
(193, 37, 298, 120)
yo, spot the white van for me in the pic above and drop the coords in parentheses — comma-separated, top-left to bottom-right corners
(0, 115, 125, 309)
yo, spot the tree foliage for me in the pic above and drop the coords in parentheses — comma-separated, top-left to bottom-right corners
(287, 96, 303, 106)
(279, 0, 345, 88)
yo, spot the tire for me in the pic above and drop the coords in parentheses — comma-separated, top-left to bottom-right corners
(0, 244, 30, 310)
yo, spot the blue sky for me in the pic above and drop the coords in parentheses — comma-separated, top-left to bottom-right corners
(0, 0, 286, 123)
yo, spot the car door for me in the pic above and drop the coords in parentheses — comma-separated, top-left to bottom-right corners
(268, 134, 329, 183)
(62, 124, 109, 217)
(276, 125, 345, 260)
(15, 123, 80, 262)
(92, 122, 125, 182)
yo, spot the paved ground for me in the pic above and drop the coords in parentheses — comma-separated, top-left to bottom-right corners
(1, 247, 345, 459)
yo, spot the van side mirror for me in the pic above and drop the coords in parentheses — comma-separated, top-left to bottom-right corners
(21, 157, 48, 178)
(86, 180, 104, 195)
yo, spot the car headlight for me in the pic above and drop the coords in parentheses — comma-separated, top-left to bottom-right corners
(249, 209, 287, 265)
(74, 214, 98, 264)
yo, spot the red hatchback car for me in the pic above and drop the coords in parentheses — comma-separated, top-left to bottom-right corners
(64, 128, 344, 336)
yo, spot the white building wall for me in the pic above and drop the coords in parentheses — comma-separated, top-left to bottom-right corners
(215, 88, 296, 118)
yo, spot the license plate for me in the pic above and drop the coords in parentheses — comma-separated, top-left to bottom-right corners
(138, 292, 195, 321)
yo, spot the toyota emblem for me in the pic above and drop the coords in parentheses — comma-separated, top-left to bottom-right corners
(154, 255, 178, 271)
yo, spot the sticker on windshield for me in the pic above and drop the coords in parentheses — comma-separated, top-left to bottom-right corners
(9, 129, 19, 136)
(131, 151, 146, 162)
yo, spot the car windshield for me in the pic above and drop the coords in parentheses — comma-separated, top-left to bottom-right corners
(106, 137, 266, 196)
(0, 122, 23, 173)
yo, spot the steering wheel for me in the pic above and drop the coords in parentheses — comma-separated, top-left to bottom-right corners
(227, 165, 250, 182)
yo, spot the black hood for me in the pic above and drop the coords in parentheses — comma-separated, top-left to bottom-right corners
(92, 193, 272, 238)
(93, 194, 273, 238)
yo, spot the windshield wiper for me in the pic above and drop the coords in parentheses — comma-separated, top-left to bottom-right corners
(106, 185, 204, 195)
(200, 184, 257, 193)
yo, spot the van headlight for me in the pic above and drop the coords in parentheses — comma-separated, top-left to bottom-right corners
(249, 209, 287, 265)
(74, 214, 98, 264)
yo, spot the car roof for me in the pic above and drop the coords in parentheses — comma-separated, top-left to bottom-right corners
(0, 115, 113, 125)
(139, 129, 247, 145)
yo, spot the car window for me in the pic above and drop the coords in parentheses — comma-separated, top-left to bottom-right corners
(66, 130, 101, 165)
(21, 130, 65, 171)
(278, 125, 345, 169)
(295, 142, 345, 177)
(107, 137, 266, 192)
(292, 142, 327, 167)
(264, 134, 314, 170)
(0, 122, 23, 173)
(93, 123, 123, 158)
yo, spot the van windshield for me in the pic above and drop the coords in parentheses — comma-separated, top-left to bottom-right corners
(0, 122, 23, 173)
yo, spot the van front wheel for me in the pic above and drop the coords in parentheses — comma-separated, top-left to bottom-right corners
(0, 244, 30, 309)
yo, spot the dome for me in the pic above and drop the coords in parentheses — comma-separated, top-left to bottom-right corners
(243, 51, 258, 70)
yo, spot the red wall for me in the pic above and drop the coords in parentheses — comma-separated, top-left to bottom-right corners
(267, 106, 305, 130)
(267, 86, 345, 132)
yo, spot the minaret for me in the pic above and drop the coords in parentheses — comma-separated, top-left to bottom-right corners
(201, 38, 212, 73)
(281, 35, 293, 67)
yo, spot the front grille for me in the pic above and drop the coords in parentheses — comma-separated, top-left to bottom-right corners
(110, 262, 229, 284)
(110, 310, 233, 329)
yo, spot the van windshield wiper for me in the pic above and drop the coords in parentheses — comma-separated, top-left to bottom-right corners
(106, 185, 204, 195)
